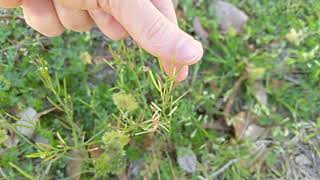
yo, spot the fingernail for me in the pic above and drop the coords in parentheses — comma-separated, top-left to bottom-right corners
(176, 37, 203, 65)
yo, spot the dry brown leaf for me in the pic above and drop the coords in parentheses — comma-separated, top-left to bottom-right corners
(16, 107, 38, 138)
(245, 63, 268, 106)
(5, 107, 55, 148)
(143, 134, 154, 151)
(239, 140, 272, 172)
(67, 150, 88, 180)
(271, 79, 285, 91)
(211, 0, 249, 34)
(16, 107, 56, 138)
(127, 160, 145, 180)
(231, 111, 265, 141)
(252, 81, 268, 107)
(5, 129, 19, 148)
(193, 17, 209, 45)
(118, 173, 128, 180)
(89, 144, 104, 158)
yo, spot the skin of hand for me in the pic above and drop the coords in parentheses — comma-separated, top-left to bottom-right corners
(0, 0, 203, 81)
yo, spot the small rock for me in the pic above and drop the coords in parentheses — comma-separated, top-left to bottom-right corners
(177, 147, 197, 173)
(295, 154, 312, 166)
(67, 150, 88, 180)
(34, 135, 50, 145)
(211, 0, 249, 34)
(193, 17, 209, 45)
(128, 160, 145, 180)
(244, 124, 266, 141)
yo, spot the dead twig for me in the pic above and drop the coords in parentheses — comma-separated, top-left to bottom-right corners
(36, 107, 57, 119)
(209, 159, 239, 178)
(40, 161, 52, 180)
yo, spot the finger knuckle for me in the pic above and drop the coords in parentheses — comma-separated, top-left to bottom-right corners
(144, 15, 168, 43)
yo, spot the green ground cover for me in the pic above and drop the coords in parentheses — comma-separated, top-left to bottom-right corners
(0, 0, 319, 179)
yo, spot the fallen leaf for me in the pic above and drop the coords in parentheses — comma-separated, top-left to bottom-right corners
(241, 140, 272, 172)
(271, 79, 285, 90)
(211, 0, 249, 34)
(5, 129, 19, 148)
(118, 173, 128, 180)
(5, 107, 55, 147)
(177, 147, 197, 173)
(193, 17, 209, 45)
(231, 111, 266, 141)
(89, 144, 104, 158)
(246, 63, 268, 107)
(127, 160, 145, 180)
(143, 134, 154, 151)
(252, 81, 268, 107)
(66, 150, 88, 180)
(16, 107, 38, 138)
(16, 107, 56, 138)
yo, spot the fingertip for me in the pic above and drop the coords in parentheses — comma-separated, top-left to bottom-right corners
(24, 14, 65, 37)
(161, 59, 189, 82)
(53, 2, 94, 33)
(23, 0, 65, 38)
(64, 22, 93, 33)
(175, 37, 204, 65)
(175, 66, 189, 82)
(42, 29, 64, 37)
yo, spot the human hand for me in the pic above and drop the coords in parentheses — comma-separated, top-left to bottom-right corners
(0, 0, 203, 81)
